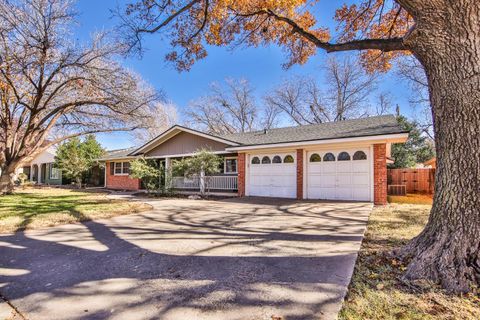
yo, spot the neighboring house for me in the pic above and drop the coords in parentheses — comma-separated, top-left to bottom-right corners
(424, 157, 436, 168)
(99, 115, 408, 205)
(16, 147, 62, 185)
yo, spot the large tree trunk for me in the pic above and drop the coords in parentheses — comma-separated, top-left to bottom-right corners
(400, 1, 480, 292)
(0, 164, 17, 195)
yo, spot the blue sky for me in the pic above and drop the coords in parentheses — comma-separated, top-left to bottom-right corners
(74, 0, 415, 150)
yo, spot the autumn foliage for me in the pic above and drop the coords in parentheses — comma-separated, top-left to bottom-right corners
(122, 0, 411, 72)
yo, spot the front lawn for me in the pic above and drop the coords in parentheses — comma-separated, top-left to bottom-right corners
(388, 193, 433, 205)
(340, 202, 480, 320)
(0, 187, 152, 233)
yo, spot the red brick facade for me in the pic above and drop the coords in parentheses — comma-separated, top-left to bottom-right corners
(106, 162, 141, 190)
(373, 144, 388, 205)
(237, 153, 246, 196)
(296, 149, 304, 200)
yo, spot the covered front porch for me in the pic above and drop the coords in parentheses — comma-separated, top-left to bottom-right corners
(17, 162, 62, 185)
(156, 155, 239, 194)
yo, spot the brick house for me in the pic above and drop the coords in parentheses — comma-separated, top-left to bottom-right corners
(99, 115, 408, 205)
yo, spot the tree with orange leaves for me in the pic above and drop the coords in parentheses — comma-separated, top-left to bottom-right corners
(119, 0, 480, 293)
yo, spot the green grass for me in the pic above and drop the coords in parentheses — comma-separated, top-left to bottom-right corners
(0, 187, 151, 233)
(339, 203, 480, 320)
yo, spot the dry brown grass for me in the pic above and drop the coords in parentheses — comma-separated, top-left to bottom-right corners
(388, 193, 433, 205)
(0, 187, 152, 233)
(339, 203, 480, 320)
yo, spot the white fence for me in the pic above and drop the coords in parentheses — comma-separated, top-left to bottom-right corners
(172, 176, 238, 191)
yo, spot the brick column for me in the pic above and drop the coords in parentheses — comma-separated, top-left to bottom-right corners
(237, 153, 246, 196)
(373, 144, 388, 205)
(296, 149, 304, 200)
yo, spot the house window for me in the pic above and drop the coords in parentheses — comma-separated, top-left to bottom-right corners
(251, 157, 260, 164)
(49, 164, 60, 180)
(338, 152, 351, 161)
(261, 156, 271, 164)
(113, 162, 130, 175)
(283, 155, 294, 163)
(353, 151, 367, 160)
(272, 156, 282, 163)
(224, 157, 237, 174)
(123, 162, 130, 174)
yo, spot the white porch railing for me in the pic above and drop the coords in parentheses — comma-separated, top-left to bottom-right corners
(172, 175, 238, 191)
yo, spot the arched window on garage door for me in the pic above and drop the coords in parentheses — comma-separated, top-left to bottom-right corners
(323, 153, 336, 162)
(353, 151, 367, 160)
(251, 156, 260, 164)
(283, 155, 294, 163)
(262, 156, 271, 164)
(272, 155, 282, 163)
(309, 153, 321, 162)
(338, 152, 351, 161)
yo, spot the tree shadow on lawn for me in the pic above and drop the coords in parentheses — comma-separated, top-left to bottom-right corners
(0, 200, 369, 320)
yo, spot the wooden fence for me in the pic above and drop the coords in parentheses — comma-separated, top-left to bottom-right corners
(387, 168, 435, 194)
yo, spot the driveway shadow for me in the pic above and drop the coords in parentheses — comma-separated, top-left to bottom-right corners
(0, 199, 371, 320)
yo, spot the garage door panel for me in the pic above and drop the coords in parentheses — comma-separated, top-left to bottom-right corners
(337, 162, 352, 173)
(321, 175, 336, 186)
(307, 149, 371, 201)
(248, 153, 296, 198)
(336, 188, 353, 200)
(352, 188, 370, 200)
(322, 163, 336, 173)
(352, 162, 369, 173)
(308, 164, 322, 174)
(307, 175, 322, 187)
(322, 188, 336, 199)
(352, 174, 369, 186)
(337, 174, 352, 185)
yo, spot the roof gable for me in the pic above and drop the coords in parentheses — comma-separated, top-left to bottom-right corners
(129, 125, 239, 156)
(144, 131, 230, 157)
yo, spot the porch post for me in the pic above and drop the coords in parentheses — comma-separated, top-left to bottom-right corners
(164, 157, 171, 189)
(199, 168, 205, 195)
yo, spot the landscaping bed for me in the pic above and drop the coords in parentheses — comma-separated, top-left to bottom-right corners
(339, 202, 480, 319)
(0, 187, 152, 233)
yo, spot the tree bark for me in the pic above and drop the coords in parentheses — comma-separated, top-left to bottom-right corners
(399, 0, 480, 292)
(0, 164, 17, 194)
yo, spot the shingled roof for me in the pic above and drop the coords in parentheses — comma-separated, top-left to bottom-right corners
(220, 115, 407, 146)
(98, 147, 138, 161)
(100, 115, 407, 160)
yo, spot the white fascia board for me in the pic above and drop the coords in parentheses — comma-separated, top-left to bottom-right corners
(226, 133, 409, 152)
(130, 125, 239, 155)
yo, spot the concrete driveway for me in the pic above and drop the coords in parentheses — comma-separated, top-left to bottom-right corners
(0, 197, 372, 320)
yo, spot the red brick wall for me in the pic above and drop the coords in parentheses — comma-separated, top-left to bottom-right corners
(106, 162, 141, 191)
(296, 149, 304, 200)
(374, 144, 388, 205)
(237, 153, 246, 196)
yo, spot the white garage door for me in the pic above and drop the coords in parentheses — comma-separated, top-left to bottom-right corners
(307, 149, 371, 201)
(248, 153, 296, 198)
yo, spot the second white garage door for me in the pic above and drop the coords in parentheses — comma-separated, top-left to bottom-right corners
(248, 153, 296, 198)
(307, 148, 371, 201)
